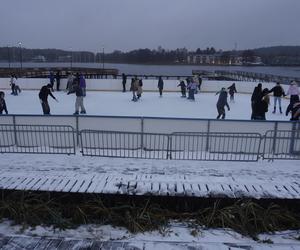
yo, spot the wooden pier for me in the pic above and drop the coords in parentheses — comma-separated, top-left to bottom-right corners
(215, 70, 300, 84)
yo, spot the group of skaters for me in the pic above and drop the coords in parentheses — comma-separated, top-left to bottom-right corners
(1, 72, 300, 121)
(250, 81, 300, 120)
(122, 73, 203, 101)
(38, 72, 87, 115)
(177, 76, 202, 100)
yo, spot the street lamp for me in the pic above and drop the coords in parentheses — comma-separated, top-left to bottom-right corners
(18, 42, 22, 70)
(7, 45, 11, 69)
(102, 46, 105, 69)
(69, 47, 73, 69)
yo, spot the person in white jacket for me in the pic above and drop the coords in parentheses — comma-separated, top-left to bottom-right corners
(287, 81, 300, 103)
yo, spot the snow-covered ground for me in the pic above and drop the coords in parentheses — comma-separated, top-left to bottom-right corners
(0, 89, 299, 249)
(3, 89, 292, 120)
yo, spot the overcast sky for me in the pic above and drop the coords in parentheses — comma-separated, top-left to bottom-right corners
(1, 0, 300, 52)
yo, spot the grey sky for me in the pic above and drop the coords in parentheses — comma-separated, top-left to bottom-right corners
(0, 0, 300, 52)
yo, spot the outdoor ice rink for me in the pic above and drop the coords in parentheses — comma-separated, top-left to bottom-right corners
(3, 89, 292, 120)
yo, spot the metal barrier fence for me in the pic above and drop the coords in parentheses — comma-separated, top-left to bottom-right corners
(80, 130, 262, 161)
(263, 130, 300, 160)
(80, 130, 170, 159)
(170, 132, 262, 162)
(1, 123, 300, 161)
(0, 124, 76, 155)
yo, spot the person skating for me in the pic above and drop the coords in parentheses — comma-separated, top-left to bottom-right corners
(216, 87, 230, 119)
(79, 73, 86, 97)
(67, 82, 86, 115)
(268, 82, 285, 114)
(227, 83, 237, 103)
(49, 72, 55, 91)
(137, 79, 143, 99)
(177, 80, 186, 97)
(0, 91, 8, 115)
(55, 71, 61, 91)
(251, 83, 262, 119)
(187, 79, 197, 100)
(287, 81, 300, 101)
(9, 74, 18, 96)
(286, 95, 300, 121)
(38, 84, 58, 115)
(158, 76, 164, 97)
(130, 77, 139, 102)
(252, 89, 270, 120)
(122, 73, 127, 92)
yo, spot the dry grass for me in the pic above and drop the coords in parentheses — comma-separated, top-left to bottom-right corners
(0, 191, 299, 239)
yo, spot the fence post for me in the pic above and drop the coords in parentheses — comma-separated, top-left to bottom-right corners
(141, 117, 144, 149)
(272, 122, 278, 155)
(12, 115, 18, 146)
(205, 120, 211, 151)
(76, 115, 79, 146)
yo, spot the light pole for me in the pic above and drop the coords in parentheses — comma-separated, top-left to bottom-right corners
(18, 42, 22, 70)
(7, 45, 11, 69)
(102, 46, 105, 69)
(69, 47, 73, 69)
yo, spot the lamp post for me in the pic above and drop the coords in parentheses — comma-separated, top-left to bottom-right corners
(18, 42, 22, 70)
(7, 45, 11, 69)
(102, 46, 105, 69)
(69, 47, 73, 69)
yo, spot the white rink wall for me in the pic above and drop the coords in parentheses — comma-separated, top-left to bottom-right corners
(0, 78, 280, 94)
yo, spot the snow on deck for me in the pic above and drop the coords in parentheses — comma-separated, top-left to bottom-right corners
(0, 153, 300, 199)
(0, 90, 299, 199)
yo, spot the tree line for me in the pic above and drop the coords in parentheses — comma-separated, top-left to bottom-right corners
(0, 46, 300, 65)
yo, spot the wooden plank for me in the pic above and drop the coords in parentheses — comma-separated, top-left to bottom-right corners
(86, 175, 107, 193)
(44, 238, 63, 250)
(93, 176, 110, 193)
(78, 179, 93, 193)
(61, 179, 78, 192)
(69, 179, 86, 193)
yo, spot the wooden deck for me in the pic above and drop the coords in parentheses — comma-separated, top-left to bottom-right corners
(0, 171, 299, 199)
(0, 235, 299, 250)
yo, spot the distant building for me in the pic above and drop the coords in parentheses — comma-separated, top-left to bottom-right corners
(32, 55, 46, 62)
(187, 53, 243, 65)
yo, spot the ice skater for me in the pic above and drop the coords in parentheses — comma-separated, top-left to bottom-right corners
(227, 83, 237, 103)
(268, 82, 285, 114)
(158, 76, 164, 97)
(122, 73, 127, 92)
(216, 87, 230, 119)
(67, 81, 86, 115)
(0, 91, 8, 115)
(177, 80, 186, 97)
(38, 84, 58, 115)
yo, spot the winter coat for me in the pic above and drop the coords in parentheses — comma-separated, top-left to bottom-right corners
(137, 82, 143, 95)
(177, 81, 186, 90)
(122, 74, 127, 84)
(227, 84, 237, 95)
(269, 85, 285, 97)
(158, 78, 164, 89)
(79, 75, 86, 88)
(251, 86, 262, 103)
(130, 79, 139, 92)
(216, 90, 229, 108)
(188, 82, 197, 90)
(287, 84, 300, 96)
(68, 85, 84, 97)
(253, 99, 268, 120)
(39, 86, 56, 101)
(0, 98, 8, 114)
(286, 98, 300, 120)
